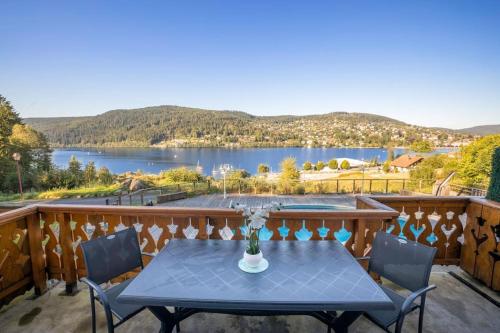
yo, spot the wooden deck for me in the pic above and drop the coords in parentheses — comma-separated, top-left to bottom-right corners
(158, 194, 356, 208)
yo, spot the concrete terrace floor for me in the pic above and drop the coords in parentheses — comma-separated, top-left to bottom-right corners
(158, 194, 356, 209)
(2, 194, 357, 208)
(0, 269, 498, 333)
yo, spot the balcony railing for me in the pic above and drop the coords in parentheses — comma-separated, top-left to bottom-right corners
(0, 196, 498, 307)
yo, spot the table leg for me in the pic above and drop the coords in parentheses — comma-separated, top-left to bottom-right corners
(147, 306, 176, 333)
(330, 311, 363, 333)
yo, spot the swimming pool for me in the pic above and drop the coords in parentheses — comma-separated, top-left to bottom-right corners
(280, 204, 353, 210)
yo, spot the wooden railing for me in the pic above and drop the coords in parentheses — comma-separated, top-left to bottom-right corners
(0, 196, 498, 306)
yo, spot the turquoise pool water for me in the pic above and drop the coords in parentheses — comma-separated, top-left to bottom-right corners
(281, 204, 352, 210)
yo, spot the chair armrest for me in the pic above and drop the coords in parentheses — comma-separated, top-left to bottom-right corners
(81, 277, 111, 307)
(355, 256, 371, 260)
(141, 252, 156, 257)
(401, 285, 436, 313)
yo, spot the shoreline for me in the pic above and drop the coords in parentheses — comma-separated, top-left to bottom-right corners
(49, 145, 458, 150)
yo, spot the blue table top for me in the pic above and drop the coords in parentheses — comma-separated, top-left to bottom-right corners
(118, 240, 393, 312)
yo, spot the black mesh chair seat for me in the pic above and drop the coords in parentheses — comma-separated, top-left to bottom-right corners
(365, 285, 419, 329)
(101, 279, 144, 321)
(362, 232, 437, 333)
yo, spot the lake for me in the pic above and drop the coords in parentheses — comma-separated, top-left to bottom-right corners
(52, 147, 445, 175)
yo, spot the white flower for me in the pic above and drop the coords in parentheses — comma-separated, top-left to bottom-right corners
(249, 215, 266, 229)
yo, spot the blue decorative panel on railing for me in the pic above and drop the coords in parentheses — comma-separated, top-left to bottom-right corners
(334, 221, 352, 246)
(317, 220, 330, 240)
(410, 224, 425, 242)
(219, 219, 235, 240)
(240, 225, 249, 237)
(410, 207, 425, 242)
(397, 207, 410, 240)
(278, 220, 289, 240)
(426, 211, 441, 246)
(258, 225, 273, 241)
(295, 220, 313, 241)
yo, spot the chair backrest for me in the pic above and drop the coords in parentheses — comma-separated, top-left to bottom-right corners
(369, 231, 437, 292)
(80, 228, 143, 285)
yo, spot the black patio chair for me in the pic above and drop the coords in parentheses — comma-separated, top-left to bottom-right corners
(363, 231, 437, 333)
(80, 228, 155, 333)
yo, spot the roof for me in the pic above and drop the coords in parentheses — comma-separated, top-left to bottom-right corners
(390, 155, 424, 168)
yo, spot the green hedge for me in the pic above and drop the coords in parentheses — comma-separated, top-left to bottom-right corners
(486, 147, 500, 202)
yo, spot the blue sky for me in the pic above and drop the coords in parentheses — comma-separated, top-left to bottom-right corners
(1, 1, 499, 129)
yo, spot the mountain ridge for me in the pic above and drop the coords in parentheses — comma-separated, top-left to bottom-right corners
(456, 124, 500, 136)
(24, 105, 473, 148)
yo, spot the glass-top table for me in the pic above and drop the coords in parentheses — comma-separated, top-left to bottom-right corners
(118, 240, 394, 332)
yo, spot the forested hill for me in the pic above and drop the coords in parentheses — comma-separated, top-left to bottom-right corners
(457, 125, 500, 136)
(24, 105, 471, 148)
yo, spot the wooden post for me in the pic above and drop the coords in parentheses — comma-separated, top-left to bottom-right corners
(129, 194, 132, 205)
(336, 179, 339, 193)
(118, 192, 122, 205)
(353, 219, 367, 258)
(385, 179, 389, 193)
(369, 179, 372, 193)
(26, 213, 47, 295)
(352, 179, 356, 194)
(60, 213, 77, 294)
(140, 192, 144, 205)
(402, 179, 406, 190)
(197, 216, 208, 240)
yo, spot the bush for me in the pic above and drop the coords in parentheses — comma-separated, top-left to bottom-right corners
(328, 159, 338, 169)
(160, 167, 203, 183)
(257, 163, 270, 174)
(316, 161, 325, 171)
(97, 166, 114, 185)
(303, 161, 312, 170)
(340, 160, 350, 170)
(486, 147, 500, 202)
(383, 160, 391, 173)
(410, 140, 433, 153)
(294, 184, 305, 194)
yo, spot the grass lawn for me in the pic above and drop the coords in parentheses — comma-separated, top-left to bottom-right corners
(0, 184, 121, 202)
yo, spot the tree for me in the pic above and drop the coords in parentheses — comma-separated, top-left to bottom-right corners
(409, 155, 457, 187)
(303, 161, 312, 171)
(0, 95, 22, 155)
(280, 157, 300, 180)
(328, 159, 338, 169)
(278, 157, 300, 194)
(340, 160, 350, 170)
(410, 140, 433, 153)
(383, 160, 391, 173)
(257, 163, 270, 174)
(316, 161, 325, 171)
(97, 166, 114, 185)
(0, 96, 53, 192)
(457, 134, 500, 186)
(84, 161, 97, 185)
(67, 155, 83, 188)
(387, 145, 395, 161)
(486, 147, 500, 202)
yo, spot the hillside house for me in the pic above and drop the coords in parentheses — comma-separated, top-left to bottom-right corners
(390, 154, 423, 172)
